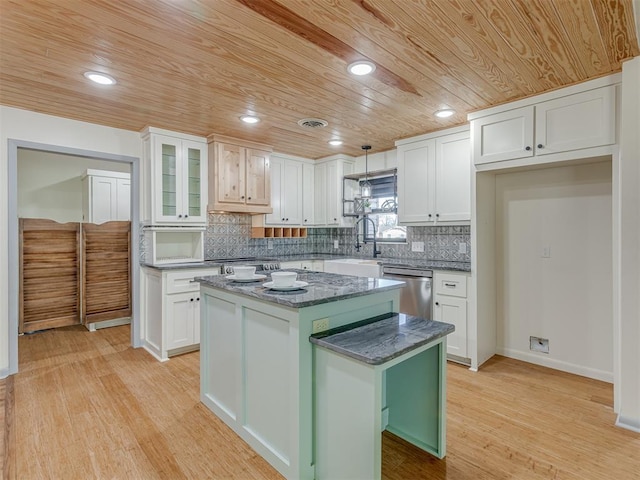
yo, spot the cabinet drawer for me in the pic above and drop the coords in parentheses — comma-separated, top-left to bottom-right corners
(434, 273, 468, 298)
(166, 268, 219, 294)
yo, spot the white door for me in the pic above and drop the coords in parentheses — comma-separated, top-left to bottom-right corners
(302, 163, 315, 226)
(91, 176, 117, 224)
(472, 106, 534, 164)
(116, 178, 131, 221)
(434, 295, 468, 358)
(166, 292, 196, 350)
(434, 132, 471, 222)
(314, 163, 327, 225)
(265, 156, 283, 224)
(398, 139, 435, 224)
(282, 160, 303, 225)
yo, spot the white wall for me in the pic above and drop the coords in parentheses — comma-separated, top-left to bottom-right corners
(617, 55, 640, 431)
(495, 162, 613, 381)
(18, 150, 130, 223)
(0, 106, 141, 376)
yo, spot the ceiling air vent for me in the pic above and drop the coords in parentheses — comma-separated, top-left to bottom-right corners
(297, 118, 329, 128)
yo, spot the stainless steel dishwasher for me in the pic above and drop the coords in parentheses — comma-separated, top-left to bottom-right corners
(382, 265, 433, 320)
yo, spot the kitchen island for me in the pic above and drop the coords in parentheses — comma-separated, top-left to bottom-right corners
(196, 270, 449, 479)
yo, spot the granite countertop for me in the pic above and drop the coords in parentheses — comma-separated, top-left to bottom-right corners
(141, 254, 470, 273)
(309, 312, 455, 365)
(276, 254, 471, 272)
(196, 270, 404, 308)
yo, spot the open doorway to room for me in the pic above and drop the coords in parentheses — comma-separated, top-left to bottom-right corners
(7, 140, 140, 374)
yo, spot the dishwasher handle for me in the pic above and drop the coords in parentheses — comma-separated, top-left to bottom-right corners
(382, 266, 433, 278)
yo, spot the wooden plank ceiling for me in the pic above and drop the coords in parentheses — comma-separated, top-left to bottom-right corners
(0, 0, 638, 159)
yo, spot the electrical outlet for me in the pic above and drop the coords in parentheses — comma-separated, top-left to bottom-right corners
(458, 243, 467, 254)
(267, 240, 274, 250)
(333, 240, 339, 249)
(541, 245, 551, 258)
(312, 318, 330, 333)
(411, 241, 425, 252)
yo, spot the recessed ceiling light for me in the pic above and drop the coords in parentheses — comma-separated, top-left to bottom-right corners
(347, 61, 376, 76)
(434, 108, 455, 118)
(83, 71, 116, 85)
(328, 139, 343, 146)
(240, 115, 260, 124)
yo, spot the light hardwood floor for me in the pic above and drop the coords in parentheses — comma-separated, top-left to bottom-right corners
(3, 325, 639, 479)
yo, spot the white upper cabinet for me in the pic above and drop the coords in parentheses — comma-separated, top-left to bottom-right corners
(302, 163, 315, 226)
(314, 157, 355, 227)
(471, 107, 533, 164)
(534, 86, 615, 155)
(266, 156, 303, 226)
(472, 83, 616, 166)
(141, 127, 207, 225)
(397, 127, 471, 225)
(82, 169, 131, 224)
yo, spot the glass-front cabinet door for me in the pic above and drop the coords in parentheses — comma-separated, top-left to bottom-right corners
(153, 134, 207, 224)
(182, 140, 206, 224)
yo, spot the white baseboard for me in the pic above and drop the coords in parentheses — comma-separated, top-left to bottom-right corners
(86, 317, 131, 332)
(616, 415, 640, 433)
(142, 344, 168, 362)
(497, 347, 613, 383)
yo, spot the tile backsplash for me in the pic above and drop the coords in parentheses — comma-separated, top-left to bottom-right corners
(202, 213, 470, 263)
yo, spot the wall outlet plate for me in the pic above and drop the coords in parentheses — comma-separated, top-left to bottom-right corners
(267, 240, 274, 250)
(458, 243, 467, 254)
(411, 241, 425, 252)
(530, 336, 549, 354)
(312, 318, 330, 333)
(333, 240, 339, 249)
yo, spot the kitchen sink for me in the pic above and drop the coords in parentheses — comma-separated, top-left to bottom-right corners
(323, 258, 382, 278)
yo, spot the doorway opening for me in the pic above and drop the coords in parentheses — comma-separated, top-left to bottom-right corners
(7, 140, 140, 375)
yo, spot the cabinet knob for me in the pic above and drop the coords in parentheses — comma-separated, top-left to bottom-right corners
(178, 214, 183, 218)
(435, 302, 440, 306)
(334, 218, 337, 221)
(436, 213, 440, 218)
(241, 195, 245, 199)
(286, 218, 289, 221)
(190, 298, 194, 302)
(304, 219, 307, 222)
(282, 218, 285, 221)
(525, 146, 532, 151)
(185, 214, 189, 218)
(197, 297, 200, 301)
(428, 214, 432, 218)
(537, 144, 544, 149)
(248, 197, 252, 200)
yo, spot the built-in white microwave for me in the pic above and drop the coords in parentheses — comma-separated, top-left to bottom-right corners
(143, 226, 204, 265)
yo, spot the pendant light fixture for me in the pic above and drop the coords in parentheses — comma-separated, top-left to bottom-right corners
(360, 145, 372, 198)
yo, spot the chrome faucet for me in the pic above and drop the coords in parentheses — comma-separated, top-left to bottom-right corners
(354, 216, 382, 258)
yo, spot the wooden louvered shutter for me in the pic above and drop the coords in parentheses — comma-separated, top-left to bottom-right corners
(82, 221, 131, 324)
(19, 219, 81, 333)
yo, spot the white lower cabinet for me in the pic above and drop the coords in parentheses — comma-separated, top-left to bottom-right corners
(433, 271, 470, 360)
(142, 266, 219, 361)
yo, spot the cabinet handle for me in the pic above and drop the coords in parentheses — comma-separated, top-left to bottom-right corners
(525, 146, 532, 151)
(435, 302, 440, 306)
(444, 283, 456, 287)
(537, 144, 544, 149)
